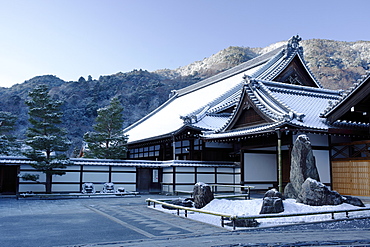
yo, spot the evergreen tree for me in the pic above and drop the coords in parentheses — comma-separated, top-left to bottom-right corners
(83, 97, 127, 159)
(0, 111, 20, 155)
(24, 84, 72, 193)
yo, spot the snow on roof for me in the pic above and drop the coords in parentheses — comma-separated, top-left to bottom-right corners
(265, 81, 341, 129)
(123, 63, 265, 143)
(0, 156, 237, 168)
(202, 80, 344, 140)
(124, 36, 327, 143)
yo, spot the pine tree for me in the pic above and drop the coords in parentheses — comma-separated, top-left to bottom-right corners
(24, 84, 72, 193)
(0, 111, 20, 155)
(83, 97, 127, 159)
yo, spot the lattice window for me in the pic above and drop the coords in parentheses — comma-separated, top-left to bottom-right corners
(331, 141, 370, 160)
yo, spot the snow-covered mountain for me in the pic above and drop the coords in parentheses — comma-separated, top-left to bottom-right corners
(157, 39, 370, 90)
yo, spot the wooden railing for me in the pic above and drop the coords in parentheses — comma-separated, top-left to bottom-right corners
(146, 198, 370, 230)
(174, 184, 254, 200)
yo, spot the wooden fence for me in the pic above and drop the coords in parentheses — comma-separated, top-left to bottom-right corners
(332, 160, 370, 197)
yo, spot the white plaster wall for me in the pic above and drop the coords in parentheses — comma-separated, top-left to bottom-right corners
(111, 173, 136, 183)
(175, 167, 194, 172)
(162, 173, 173, 183)
(197, 167, 215, 172)
(216, 174, 234, 184)
(111, 166, 136, 172)
(313, 150, 331, 183)
(52, 184, 80, 192)
(216, 167, 235, 173)
(244, 153, 277, 182)
(84, 166, 109, 171)
(175, 184, 194, 192)
(53, 172, 80, 182)
(83, 172, 109, 183)
(176, 174, 194, 183)
(197, 174, 215, 184)
(19, 183, 45, 193)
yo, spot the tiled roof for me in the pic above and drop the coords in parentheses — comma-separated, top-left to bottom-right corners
(0, 156, 237, 168)
(201, 79, 345, 140)
(123, 44, 282, 144)
(202, 122, 285, 140)
(320, 71, 370, 118)
(123, 36, 330, 144)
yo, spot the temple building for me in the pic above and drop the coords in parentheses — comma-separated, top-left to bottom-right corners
(1, 35, 369, 196)
(123, 35, 370, 196)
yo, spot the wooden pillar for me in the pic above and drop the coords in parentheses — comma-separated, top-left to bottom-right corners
(276, 129, 283, 193)
(79, 165, 83, 192)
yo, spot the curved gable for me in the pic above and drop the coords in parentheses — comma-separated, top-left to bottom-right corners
(273, 55, 320, 87)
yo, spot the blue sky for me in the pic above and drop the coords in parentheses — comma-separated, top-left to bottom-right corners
(1, 0, 370, 87)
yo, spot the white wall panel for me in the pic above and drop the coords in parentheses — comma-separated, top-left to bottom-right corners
(84, 166, 109, 171)
(175, 185, 194, 192)
(216, 168, 234, 173)
(53, 172, 80, 182)
(52, 184, 80, 192)
(19, 184, 45, 193)
(64, 165, 80, 170)
(244, 153, 277, 182)
(313, 150, 331, 183)
(197, 167, 215, 173)
(163, 173, 173, 183)
(163, 167, 173, 172)
(175, 167, 194, 172)
(111, 173, 136, 183)
(176, 174, 194, 183)
(216, 174, 234, 184)
(111, 166, 136, 172)
(196, 174, 214, 184)
(83, 172, 109, 183)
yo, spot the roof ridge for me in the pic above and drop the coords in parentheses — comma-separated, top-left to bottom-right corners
(320, 70, 370, 117)
(175, 44, 285, 97)
(245, 79, 287, 122)
(263, 80, 340, 98)
(256, 80, 306, 122)
(202, 121, 285, 139)
(181, 82, 243, 124)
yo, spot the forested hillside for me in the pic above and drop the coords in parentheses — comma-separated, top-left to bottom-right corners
(1, 39, 370, 156)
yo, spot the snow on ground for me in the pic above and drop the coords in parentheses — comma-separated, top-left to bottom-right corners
(150, 198, 370, 230)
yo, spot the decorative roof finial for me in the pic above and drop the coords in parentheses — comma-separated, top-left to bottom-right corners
(288, 35, 301, 49)
(285, 35, 303, 58)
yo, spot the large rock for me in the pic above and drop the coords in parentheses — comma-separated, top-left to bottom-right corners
(343, 195, 365, 207)
(260, 189, 284, 214)
(297, 178, 343, 206)
(284, 135, 320, 198)
(284, 134, 365, 207)
(193, 182, 214, 209)
(225, 218, 260, 227)
(162, 198, 193, 210)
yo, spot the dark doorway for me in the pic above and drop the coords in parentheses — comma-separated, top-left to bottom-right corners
(0, 165, 19, 195)
(136, 168, 151, 193)
(136, 168, 161, 193)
